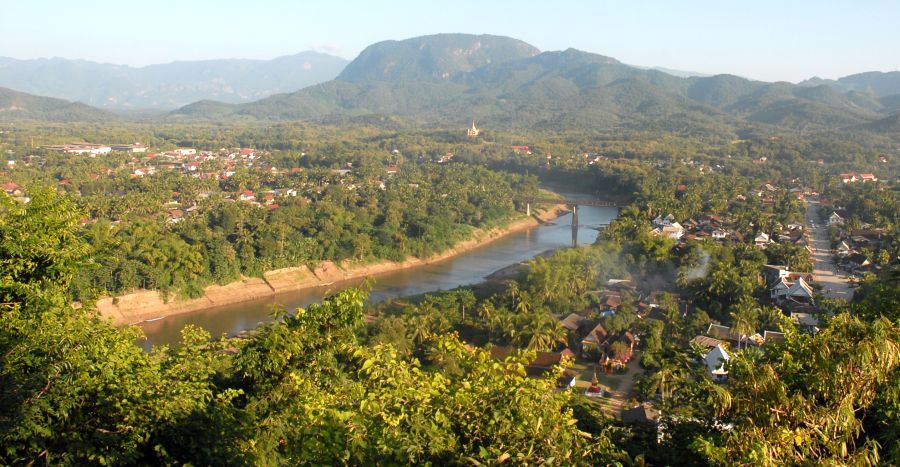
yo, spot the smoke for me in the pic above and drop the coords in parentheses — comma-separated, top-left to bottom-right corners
(684, 249, 711, 281)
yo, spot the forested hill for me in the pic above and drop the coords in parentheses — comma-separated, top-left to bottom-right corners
(170, 33, 900, 134)
(0, 86, 114, 122)
(799, 71, 900, 97)
(0, 52, 348, 110)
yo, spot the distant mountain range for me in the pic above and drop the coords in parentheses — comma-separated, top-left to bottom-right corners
(799, 72, 900, 97)
(0, 52, 348, 110)
(3, 33, 899, 136)
(168, 34, 900, 134)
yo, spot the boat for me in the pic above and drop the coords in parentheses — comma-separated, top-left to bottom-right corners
(142, 316, 166, 323)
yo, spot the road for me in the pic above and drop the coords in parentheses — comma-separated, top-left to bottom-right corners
(805, 202, 854, 301)
(599, 351, 645, 418)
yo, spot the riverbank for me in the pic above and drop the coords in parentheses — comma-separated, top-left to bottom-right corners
(97, 205, 567, 326)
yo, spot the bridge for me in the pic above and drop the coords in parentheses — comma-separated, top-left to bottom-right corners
(516, 197, 622, 247)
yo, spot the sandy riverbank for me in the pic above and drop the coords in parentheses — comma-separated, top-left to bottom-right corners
(97, 205, 567, 326)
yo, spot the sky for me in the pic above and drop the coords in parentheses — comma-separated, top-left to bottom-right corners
(2, 0, 898, 82)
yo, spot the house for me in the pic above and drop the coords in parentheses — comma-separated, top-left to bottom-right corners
(660, 222, 685, 240)
(706, 323, 750, 347)
(1, 181, 22, 196)
(790, 312, 820, 331)
(273, 188, 297, 197)
(556, 371, 578, 389)
(770, 277, 793, 299)
(699, 215, 723, 227)
(787, 277, 815, 302)
(511, 145, 532, 154)
(843, 252, 872, 271)
(711, 229, 729, 240)
(835, 240, 852, 255)
(239, 191, 256, 202)
(601, 293, 622, 312)
(754, 232, 772, 247)
(772, 276, 814, 303)
(652, 214, 676, 228)
(691, 335, 725, 349)
(762, 265, 791, 285)
(581, 323, 636, 364)
(704, 344, 730, 382)
(489, 346, 574, 378)
(166, 209, 184, 225)
(828, 212, 844, 226)
(763, 331, 786, 344)
(840, 173, 859, 184)
(581, 323, 610, 351)
(560, 313, 585, 332)
(385, 166, 400, 175)
(860, 173, 877, 183)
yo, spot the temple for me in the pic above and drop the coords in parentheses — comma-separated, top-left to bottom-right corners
(467, 120, 480, 137)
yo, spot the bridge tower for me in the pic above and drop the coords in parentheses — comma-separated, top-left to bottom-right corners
(571, 204, 578, 247)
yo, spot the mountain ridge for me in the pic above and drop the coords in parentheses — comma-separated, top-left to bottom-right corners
(168, 34, 894, 134)
(0, 51, 348, 110)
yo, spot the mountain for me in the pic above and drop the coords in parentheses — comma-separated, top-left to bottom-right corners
(0, 87, 113, 121)
(799, 71, 900, 97)
(631, 65, 712, 78)
(169, 34, 897, 134)
(337, 34, 539, 83)
(0, 52, 348, 110)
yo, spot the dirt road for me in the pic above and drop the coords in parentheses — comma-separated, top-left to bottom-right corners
(806, 202, 854, 301)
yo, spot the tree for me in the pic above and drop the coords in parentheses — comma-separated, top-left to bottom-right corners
(692, 314, 900, 465)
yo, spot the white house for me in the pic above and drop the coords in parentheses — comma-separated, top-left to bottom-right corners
(836, 240, 852, 255)
(704, 344, 730, 382)
(711, 229, 728, 240)
(754, 232, 771, 247)
(652, 214, 676, 228)
(772, 277, 815, 304)
(828, 212, 844, 227)
(661, 222, 685, 240)
(787, 277, 814, 301)
(770, 277, 792, 299)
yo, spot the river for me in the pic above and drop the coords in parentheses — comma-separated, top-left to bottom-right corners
(139, 203, 618, 348)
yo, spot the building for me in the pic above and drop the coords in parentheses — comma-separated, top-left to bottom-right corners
(828, 212, 844, 227)
(704, 344, 730, 382)
(771, 276, 814, 303)
(43, 144, 112, 155)
(754, 232, 772, 247)
(110, 143, 148, 153)
(466, 120, 480, 137)
(840, 172, 877, 183)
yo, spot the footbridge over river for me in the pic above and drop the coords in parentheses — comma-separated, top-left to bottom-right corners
(518, 197, 622, 247)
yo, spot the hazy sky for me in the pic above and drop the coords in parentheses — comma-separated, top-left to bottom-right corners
(2, 0, 897, 82)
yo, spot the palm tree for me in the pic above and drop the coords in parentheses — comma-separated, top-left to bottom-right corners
(730, 308, 756, 350)
(525, 315, 568, 352)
